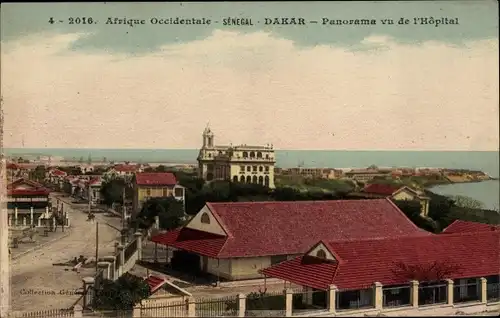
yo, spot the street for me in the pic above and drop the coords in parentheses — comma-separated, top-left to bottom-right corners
(9, 193, 124, 312)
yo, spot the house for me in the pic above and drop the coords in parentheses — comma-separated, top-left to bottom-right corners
(343, 168, 392, 183)
(348, 184, 431, 217)
(132, 172, 185, 215)
(6, 179, 51, 227)
(47, 168, 68, 187)
(260, 230, 499, 311)
(197, 126, 276, 188)
(80, 177, 103, 204)
(108, 164, 142, 177)
(150, 199, 430, 281)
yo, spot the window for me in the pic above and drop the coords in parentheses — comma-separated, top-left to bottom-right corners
(201, 212, 210, 224)
(258, 176, 264, 185)
(265, 166, 269, 172)
(240, 176, 245, 183)
(240, 166, 245, 172)
(162, 188, 169, 197)
(247, 166, 251, 172)
(265, 176, 270, 187)
(271, 255, 288, 265)
(146, 188, 151, 196)
(259, 166, 263, 172)
(233, 176, 238, 182)
(257, 152, 262, 158)
(246, 176, 252, 183)
(316, 249, 327, 259)
(252, 176, 258, 183)
(243, 152, 248, 158)
(174, 187, 184, 197)
(253, 166, 257, 172)
(250, 152, 255, 158)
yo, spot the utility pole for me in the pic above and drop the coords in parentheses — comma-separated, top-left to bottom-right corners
(122, 187, 126, 229)
(95, 222, 99, 273)
(88, 182, 91, 216)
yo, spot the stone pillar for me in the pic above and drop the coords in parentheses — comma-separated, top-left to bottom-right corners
(305, 286, 313, 305)
(328, 284, 338, 313)
(45, 206, 49, 218)
(102, 256, 116, 281)
(187, 297, 196, 317)
(14, 207, 18, 226)
(7, 216, 11, 227)
(373, 282, 383, 310)
(37, 216, 42, 227)
(117, 244, 125, 277)
(134, 232, 143, 261)
(133, 303, 142, 317)
(480, 277, 487, 304)
(22, 217, 26, 226)
(73, 304, 83, 318)
(98, 262, 110, 280)
(238, 293, 246, 317)
(30, 207, 34, 226)
(82, 277, 95, 309)
(411, 280, 419, 308)
(446, 279, 454, 305)
(285, 288, 293, 317)
(154, 215, 159, 229)
(66, 216, 70, 227)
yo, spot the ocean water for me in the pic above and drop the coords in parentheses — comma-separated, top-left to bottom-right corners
(4, 148, 499, 208)
(430, 180, 499, 211)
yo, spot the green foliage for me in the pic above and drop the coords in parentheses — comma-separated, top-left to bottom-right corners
(100, 178, 133, 206)
(30, 165, 47, 182)
(133, 196, 186, 231)
(392, 199, 439, 233)
(93, 273, 151, 310)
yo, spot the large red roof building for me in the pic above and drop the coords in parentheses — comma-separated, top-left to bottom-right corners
(151, 198, 430, 280)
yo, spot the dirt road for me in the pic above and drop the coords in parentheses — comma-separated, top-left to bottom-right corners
(10, 194, 124, 311)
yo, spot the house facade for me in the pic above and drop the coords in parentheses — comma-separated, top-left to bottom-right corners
(6, 179, 52, 228)
(260, 221, 499, 312)
(197, 126, 276, 188)
(151, 199, 430, 281)
(343, 168, 392, 183)
(349, 184, 431, 217)
(132, 172, 185, 215)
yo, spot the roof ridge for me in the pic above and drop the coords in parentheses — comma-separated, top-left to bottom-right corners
(208, 198, 391, 205)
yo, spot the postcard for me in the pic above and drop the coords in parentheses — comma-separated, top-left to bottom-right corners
(0, 1, 499, 317)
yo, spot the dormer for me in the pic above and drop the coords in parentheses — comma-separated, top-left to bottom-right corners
(306, 241, 340, 262)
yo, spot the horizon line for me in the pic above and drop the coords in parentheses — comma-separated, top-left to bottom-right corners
(3, 147, 499, 153)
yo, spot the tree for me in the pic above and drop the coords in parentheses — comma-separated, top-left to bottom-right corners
(100, 178, 133, 207)
(93, 273, 151, 310)
(392, 199, 439, 233)
(30, 165, 47, 182)
(449, 195, 485, 210)
(391, 260, 461, 282)
(133, 197, 186, 231)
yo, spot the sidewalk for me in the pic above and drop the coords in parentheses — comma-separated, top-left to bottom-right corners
(11, 228, 72, 260)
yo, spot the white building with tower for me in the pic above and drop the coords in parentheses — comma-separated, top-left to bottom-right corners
(197, 126, 276, 188)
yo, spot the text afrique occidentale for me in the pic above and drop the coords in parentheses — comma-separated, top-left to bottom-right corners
(106, 17, 211, 27)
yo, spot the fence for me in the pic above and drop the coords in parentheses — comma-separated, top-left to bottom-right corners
(292, 289, 327, 315)
(140, 300, 188, 318)
(487, 283, 500, 302)
(418, 282, 447, 306)
(124, 238, 137, 262)
(245, 290, 286, 317)
(9, 308, 75, 318)
(336, 287, 374, 310)
(195, 295, 238, 317)
(382, 285, 411, 308)
(453, 281, 481, 303)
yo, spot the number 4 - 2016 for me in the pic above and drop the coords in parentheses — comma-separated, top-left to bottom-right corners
(69, 17, 94, 24)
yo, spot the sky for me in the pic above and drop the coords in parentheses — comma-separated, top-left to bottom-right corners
(1, 1, 499, 150)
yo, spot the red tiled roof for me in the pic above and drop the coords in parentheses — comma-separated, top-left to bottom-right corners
(135, 172, 177, 186)
(50, 169, 67, 176)
(114, 164, 139, 172)
(89, 177, 102, 185)
(7, 163, 19, 169)
(442, 220, 500, 234)
(7, 178, 45, 189)
(362, 184, 403, 196)
(261, 231, 500, 291)
(145, 275, 167, 293)
(151, 228, 227, 258)
(152, 199, 429, 258)
(8, 189, 51, 196)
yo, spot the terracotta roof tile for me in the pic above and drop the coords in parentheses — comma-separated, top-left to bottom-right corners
(261, 231, 500, 291)
(145, 275, 167, 293)
(114, 164, 139, 172)
(151, 228, 227, 258)
(135, 172, 177, 186)
(442, 220, 499, 234)
(153, 199, 429, 258)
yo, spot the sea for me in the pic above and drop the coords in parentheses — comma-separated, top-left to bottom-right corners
(4, 148, 500, 210)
